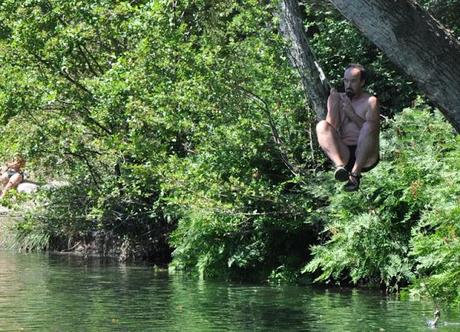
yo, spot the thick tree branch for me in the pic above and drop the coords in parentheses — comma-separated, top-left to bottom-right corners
(76, 44, 101, 77)
(278, 0, 330, 120)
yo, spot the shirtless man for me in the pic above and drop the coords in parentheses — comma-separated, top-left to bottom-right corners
(316, 64, 379, 191)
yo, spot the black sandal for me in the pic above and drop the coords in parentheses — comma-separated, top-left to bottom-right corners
(344, 172, 361, 192)
(334, 166, 349, 182)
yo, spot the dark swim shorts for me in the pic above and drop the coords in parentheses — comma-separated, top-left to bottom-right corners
(6, 170, 24, 179)
(345, 145, 379, 173)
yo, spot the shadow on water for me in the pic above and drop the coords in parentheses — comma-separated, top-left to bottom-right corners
(0, 251, 458, 331)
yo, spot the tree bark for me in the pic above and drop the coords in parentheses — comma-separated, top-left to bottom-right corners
(279, 0, 330, 120)
(329, 0, 460, 133)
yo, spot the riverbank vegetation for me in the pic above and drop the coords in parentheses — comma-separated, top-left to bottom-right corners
(0, 0, 458, 306)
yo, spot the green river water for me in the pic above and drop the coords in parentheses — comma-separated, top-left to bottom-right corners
(0, 251, 458, 331)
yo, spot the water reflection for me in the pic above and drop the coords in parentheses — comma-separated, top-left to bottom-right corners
(0, 251, 457, 331)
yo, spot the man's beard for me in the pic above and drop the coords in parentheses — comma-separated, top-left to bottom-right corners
(345, 90, 354, 98)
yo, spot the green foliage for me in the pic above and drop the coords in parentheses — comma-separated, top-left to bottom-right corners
(167, 169, 328, 279)
(410, 206, 460, 307)
(0, 0, 320, 267)
(13, 218, 51, 251)
(409, 132, 460, 306)
(0, 0, 200, 258)
(22, 184, 97, 242)
(159, 1, 327, 279)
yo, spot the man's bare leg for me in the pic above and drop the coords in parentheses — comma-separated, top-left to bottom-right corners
(316, 90, 350, 168)
(351, 122, 379, 175)
(343, 124, 379, 191)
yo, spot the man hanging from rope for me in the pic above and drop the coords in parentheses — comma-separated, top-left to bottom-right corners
(316, 64, 380, 191)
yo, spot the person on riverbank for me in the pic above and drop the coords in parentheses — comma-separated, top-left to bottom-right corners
(0, 155, 26, 199)
(316, 64, 380, 191)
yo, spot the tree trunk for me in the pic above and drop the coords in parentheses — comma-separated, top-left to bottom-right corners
(279, 0, 330, 120)
(329, 0, 460, 133)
